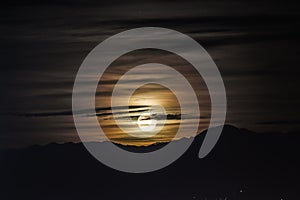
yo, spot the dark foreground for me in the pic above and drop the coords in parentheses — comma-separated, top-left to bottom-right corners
(0, 125, 299, 200)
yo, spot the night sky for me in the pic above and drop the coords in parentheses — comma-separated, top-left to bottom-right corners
(0, 0, 300, 149)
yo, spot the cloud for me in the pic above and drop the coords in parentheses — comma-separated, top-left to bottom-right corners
(257, 120, 300, 125)
(1, 1, 299, 149)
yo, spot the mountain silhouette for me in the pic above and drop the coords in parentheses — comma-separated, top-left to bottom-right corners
(0, 125, 299, 200)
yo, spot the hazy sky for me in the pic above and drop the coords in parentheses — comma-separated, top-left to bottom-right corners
(0, 0, 300, 149)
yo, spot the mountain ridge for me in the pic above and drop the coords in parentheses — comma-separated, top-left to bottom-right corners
(0, 124, 299, 199)
(2, 124, 297, 152)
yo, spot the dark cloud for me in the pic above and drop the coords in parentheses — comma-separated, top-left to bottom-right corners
(257, 120, 300, 125)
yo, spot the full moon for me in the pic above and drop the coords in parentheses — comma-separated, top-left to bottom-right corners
(137, 112, 157, 132)
(135, 104, 166, 137)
